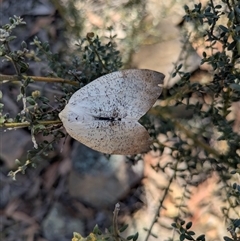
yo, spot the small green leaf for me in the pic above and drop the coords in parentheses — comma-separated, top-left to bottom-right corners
(237, 40, 240, 55)
(21, 41, 27, 48)
(180, 233, 185, 241)
(15, 159, 21, 165)
(184, 5, 189, 11)
(223, 236, 234, 241)
(6, 36, 17, 42)
(177, 64, 183, 70)
(133, 232, 139, 241)
(185, 234, 194, 240)
(219, 25, 229, 32)
(127, 235, 133, 240)
(227, 41, 236, 51)
(9, 17, 15, 24)
(233, 219, 240, 227)
(119, 224, 129, 232)
(26, 96, 36, 105)
(180, 220, 185, 226)
(0, 116, 6, 124)
(31, 163, 37, 168)
(33, 124, 46, 133)
(171, 223, 177, 228)
(187, 230, 195, 236)
(196, 234, 205, 241)
(93, 224, 102, 235)
(19, 62, 29, 73)
(39, 96, 50, 103)
(186, 221, 192, 229)
(230, 83, 240, 92)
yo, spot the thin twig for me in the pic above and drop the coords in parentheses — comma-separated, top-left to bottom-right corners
(113, 203, 121, 241)
(0, 74, 79, 86)
(144, 170, 176, 241)
(0, 120, 62, 128)
(112, 203, 128, 241)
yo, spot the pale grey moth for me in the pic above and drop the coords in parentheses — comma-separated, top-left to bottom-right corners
(59, 69, 164, 155)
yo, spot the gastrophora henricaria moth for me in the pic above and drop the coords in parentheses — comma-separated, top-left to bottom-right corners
(59, 69, 164, 155)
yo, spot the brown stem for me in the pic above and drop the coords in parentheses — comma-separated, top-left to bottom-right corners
(1, 120, 62, 128)
(0, 74, 79, 87)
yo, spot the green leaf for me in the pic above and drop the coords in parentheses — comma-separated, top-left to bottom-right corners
(33, 124, 46, 133)
(6, 36, 17, 42)
(119, 224, 129, 232)
(185, 234, 194, 240)
(219, 25, 229, 32)
(227, 41, 236, 51)
(171, 223, 177, 228)
(133, 232, 139, 241)
(15, 159, 21, 165)
(196, 234, 205, 241)
(233, 219, 240, 228)
(187, 231, 195, 236)
(21, 41, 27, 48)
(223, 236, 234, 241)
(19, 61, 29, 73)
(184, 5, 189, 11)
(93, 224, 102, 235)
(180, 233, 185, 241)
(26, 96, 36, 105)
(230, 83, 240, 92)
(127, 235, 133, 240)
(180, 220, 185, 225)
(237, 40, 240, 54)
(39, 96, 49, 103)
(0, 116, 6, 124)
(177, 64, 183, 70)
(186, 221, 192, 229)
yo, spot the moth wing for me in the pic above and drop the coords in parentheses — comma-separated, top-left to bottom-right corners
(68, 69, 164, 119)
(115, 69, 164, 119)
(62, 118, 152, 155)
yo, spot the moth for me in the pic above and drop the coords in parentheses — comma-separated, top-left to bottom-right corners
(59, 69, 164, 155)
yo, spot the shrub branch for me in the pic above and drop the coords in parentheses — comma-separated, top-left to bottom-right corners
(0, 74, 79, 86)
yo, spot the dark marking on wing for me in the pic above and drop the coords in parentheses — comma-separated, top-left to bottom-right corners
(93, 116, 122, 122)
